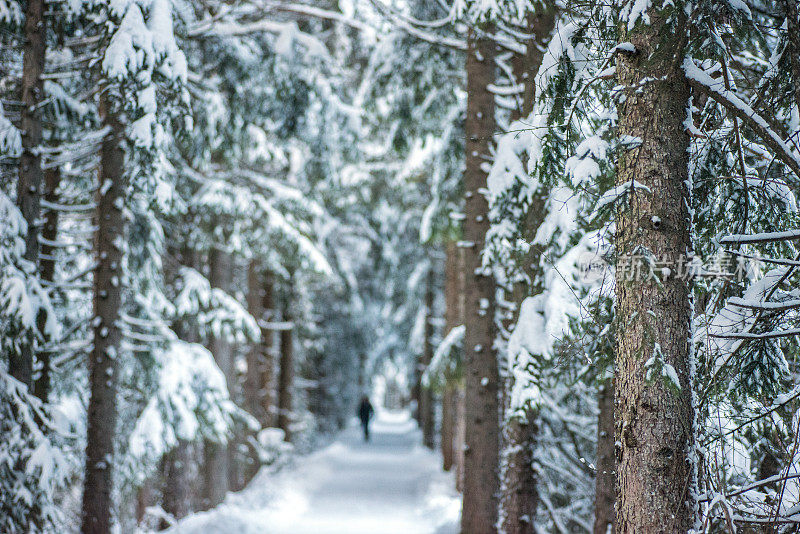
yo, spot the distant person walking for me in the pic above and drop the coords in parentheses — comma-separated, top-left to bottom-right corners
(357, 396, 374, 442)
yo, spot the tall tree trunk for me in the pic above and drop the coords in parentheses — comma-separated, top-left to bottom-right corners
(161, 439, 192, 528)
(594, 378, 615, 534)
(11, 0, 46, 387)
(260, 274, 276, 427)
(161, 246, 197, 524)
(499, 412, 538, 534)
(81, 97, 126, 534)
(614, 6, 695, 533)
(277, 294, 294, 442)
(202, 247, 233, 508)
(421, 262, 436, 449)
(498, 11, 556, 533)
(34, 168, 61, 402)
(461, 28, 500, 534)
(784, 0, 800, 114)
(454, 385, 466, 493)
(441, 242, 460, 470)
(244, 261, 264, 423)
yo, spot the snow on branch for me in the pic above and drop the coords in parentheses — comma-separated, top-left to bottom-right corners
(719, 229, 800, 245)
(683, 58, 800, 179)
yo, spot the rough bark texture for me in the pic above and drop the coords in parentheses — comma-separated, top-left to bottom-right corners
(202, 248, 233, 509)
(614, 7, 695, 533)
(11, 0, 47, 387)
(594, 378, 616, 534)
(421, 263, 436, 449)
(441, 242, 460, 471)
(277, 299, 294, 442)
(34, 167, 61, 402)
(461, 29, 500, 534)
(81, 98, 126, 534)
(785, 0, 800, 115)
(498, 12, 556, 532)
(499, 412, 539, 534)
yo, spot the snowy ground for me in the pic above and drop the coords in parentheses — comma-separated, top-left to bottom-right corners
(163, 410, 461, 534)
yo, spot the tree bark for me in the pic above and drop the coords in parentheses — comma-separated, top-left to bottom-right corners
(161, 439, 192, 527)
(593, 378, 615, 534)
(498, 11, 556, 532)
(202, 248, 233, 508)
(11, 0, 47, 387)
(34, 168, 61, 402)
(784, 0, 800, 115)
(454, 385, 466, 493)
(499, 411, 538, 534)
(421, 262, 436, 449)
(260, 274, 276, 427)
(81, 97, 126, 534)
(244, 261, 265, 422)
(461, 28, 500, 534)
(614, 6, 695, 533)
(441, 242, 460, 470)
(277, 294, 294, 442)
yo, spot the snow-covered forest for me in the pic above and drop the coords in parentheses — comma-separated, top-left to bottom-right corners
(2, 0, 800, 532)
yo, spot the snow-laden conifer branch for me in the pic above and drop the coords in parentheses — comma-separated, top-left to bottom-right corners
(684, 58, 800, 179)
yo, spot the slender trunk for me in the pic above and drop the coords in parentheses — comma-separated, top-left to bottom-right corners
(161, 246, 196, 523)
(260, 274, 276, 427)
(441, 242, 460, 470)
(499, 12, 556, 532)
(245, 261, 264, 422)
(784, 0, 800, 114)
(81, 97, 126, 534)
(499, 411, 538, 534)
(202, 248, 232, 508)
(461, 28, 500, 534)
(421, 262, 436, 449)
(34, 167, 61, 402)
(277, 295, 294, 442)
(11, 0, 46, 387)
(614, 6, 695, 532)
(454, 385, 466, 493)
(441, 384, 455, 471)
(160, 438, 192, 528)
(593, 378, 616, 534)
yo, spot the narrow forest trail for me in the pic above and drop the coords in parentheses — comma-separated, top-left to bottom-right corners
(165, 411, 460, 534)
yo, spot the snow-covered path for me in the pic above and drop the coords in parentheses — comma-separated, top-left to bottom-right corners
(165, 411, 460, 534)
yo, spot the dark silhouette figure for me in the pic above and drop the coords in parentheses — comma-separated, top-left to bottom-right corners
(357, 396, 374, 442)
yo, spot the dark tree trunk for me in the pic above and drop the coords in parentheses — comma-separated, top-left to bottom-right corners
(161, 439, 192, 528)
(499, 11, 556, 533)
(454, 385, 466, 493)
(421, 262, 436, 449)
(34, 167, 61, 402)
(277, 296, 294, 442)
(11, 0, 46, 387)
(614, 6, 695, 533)
(161, 246, 197, 524)
(81, 98, 126, 534)
(784, 0, 800, 114)
(202, 248, 233, 508)
(244, 261, 265, 423)
(440, 242, 460, 471)
(461, 28, 500, 534)
(499, 411, 538, 534)
(593, 378, 616, 534)
(260, 274, 276, 427)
